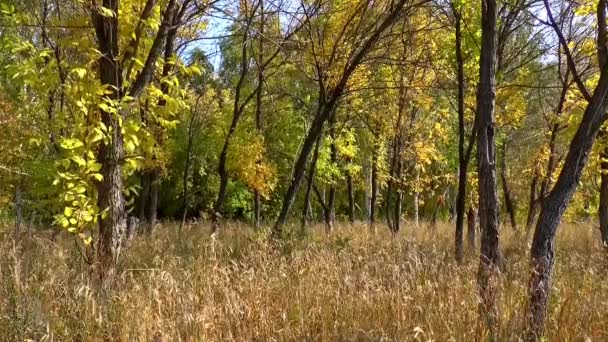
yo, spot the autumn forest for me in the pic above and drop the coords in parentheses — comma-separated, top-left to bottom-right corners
(1, 0, 608, 340)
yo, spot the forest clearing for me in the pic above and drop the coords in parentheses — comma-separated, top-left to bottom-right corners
(2, 0, 608, 339)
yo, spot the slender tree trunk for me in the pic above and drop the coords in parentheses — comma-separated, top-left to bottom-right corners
(301, 136, 322, 230)
(146, 168, 160, 234)
(347, 172, 355, 223)
(476, 0, 501, 331)
(455, 164, 467, 262)
(467, 206, 477, 250)
(214, 11, 252, 229)
(501, 143, 517, 231)
(453, 2, 467, 263)
(147, 7, 179, 235)
(600, 146, 608, 247)
(254, 0, 265, 231)
(326, 114, 337, 232)
(138, 172, 150, 225)
(385, 184, 394, 231)
(181, 117, 195, 230)
(525, 168, 539, 237)
(394, 190, 402, 233)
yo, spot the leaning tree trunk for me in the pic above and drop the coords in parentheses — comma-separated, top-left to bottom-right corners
(301, 135, 322, 230)
(476, 0, 501, 331)
(600, 145, 608, 247)
(525, 34, 608, 339)
(271, 0, 411, 236)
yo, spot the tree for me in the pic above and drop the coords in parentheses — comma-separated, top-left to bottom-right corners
(525, 0, 608, 338)
(475, 0, 501, 331)
(272, 0, 432, 235)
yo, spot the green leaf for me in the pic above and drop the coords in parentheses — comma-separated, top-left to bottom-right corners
(64, 207, 73, 217)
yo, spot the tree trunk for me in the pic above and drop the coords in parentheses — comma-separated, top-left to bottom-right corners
(600, 145, 608, 247)
(92, 0, 126, 284)
(180, 114, 195, 230)
(301, 135, 322, 230)
(213, 11, 252, 229)
(385, 182, 394, 232)
(326, 113, 337, 233)
(138, 172, 150, 224)
(347, 171, 355, 223)
(467, 206, 477, 250)
(501, 143, 517, 231)
(452, 1, 476, 263)
(146, 168, 160, 234)
(476, 0, 501, 331)
(526, 28, 608, 338)
(394, 190, 402, 233)
(525, 168, 539, 237)
(271, 0, 411, 237)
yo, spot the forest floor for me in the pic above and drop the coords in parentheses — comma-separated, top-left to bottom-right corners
(0, 221, 607, 341)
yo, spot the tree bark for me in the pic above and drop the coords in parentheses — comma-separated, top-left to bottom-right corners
(476, 0, 501, 331)
(91, 0, 126, 283)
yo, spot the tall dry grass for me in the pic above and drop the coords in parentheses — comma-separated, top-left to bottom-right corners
(0, 221, 607, 341)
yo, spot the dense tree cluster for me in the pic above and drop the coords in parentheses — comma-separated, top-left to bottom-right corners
(1, 0, 607, 339)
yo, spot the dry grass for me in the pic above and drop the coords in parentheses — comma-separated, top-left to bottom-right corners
(1, 221, 607, 341)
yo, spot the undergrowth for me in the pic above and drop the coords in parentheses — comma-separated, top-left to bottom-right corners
(0, 221, 606, 341)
